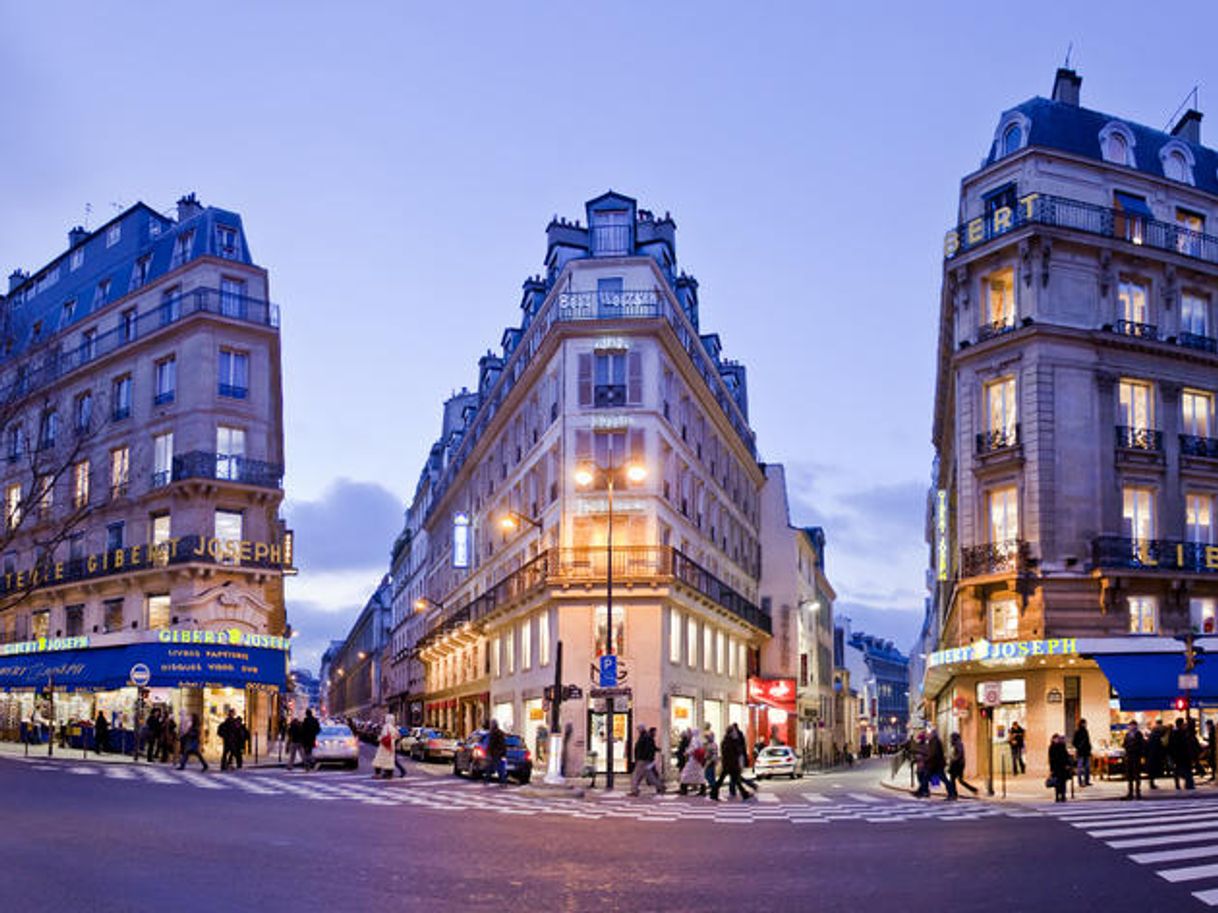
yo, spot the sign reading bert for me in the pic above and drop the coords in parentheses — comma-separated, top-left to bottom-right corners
(747, 676, 797, 712)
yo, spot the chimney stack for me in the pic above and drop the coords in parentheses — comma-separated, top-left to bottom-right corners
(176, 193, 203, 222)
(68, 226, 88, 248)
(1171, 109, 1203, 145)
(1051, 67, 1082, 106)
(8, 269, 27, 293)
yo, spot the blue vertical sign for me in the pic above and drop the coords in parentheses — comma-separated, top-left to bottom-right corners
(598, 654, 618, 688)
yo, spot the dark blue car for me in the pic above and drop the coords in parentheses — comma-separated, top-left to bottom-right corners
(452, 729, 533, 784)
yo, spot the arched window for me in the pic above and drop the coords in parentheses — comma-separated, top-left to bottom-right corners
(1165, 151, 1188, 182)
(1159, 142, 1195, 185)
(1002, 123, 1022, 157)
(1106, 132, 1128, 164)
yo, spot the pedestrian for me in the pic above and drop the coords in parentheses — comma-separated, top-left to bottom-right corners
(145, 708, 163, 763)
(1048, 733, 1071, 802)
(648, 727, 664, 785)
(1169, 718, 1196, 791)
(373, 714, 399, 780)
(300, 709, 320, 771)
(177, 714, 208, 771)
(1072, 719, 1092, 787)
(948, 732, 978, 795)
(218, 709, 239, 771)
(1207, 720, 1217, 782)
(715, 723, 753, 801)
(1007, 721, 1026, 775)
(925, 729, 951, 800)
(678, 729, 705, 795)
(628, 724, 664, 796)
(1122, 720, 1144, 800)
(1147, 719, 1166, 789)
(285, 716, 304, 770)
(94, 710, 109, 754)
(702, 727, 719, 798)
(675, 728, 690, 774)
(486, 719, 507, 785)
(161, 716, 177, 763)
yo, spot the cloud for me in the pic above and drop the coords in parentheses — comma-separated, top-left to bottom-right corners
(284, 478, 403, 573)
(287, 599, 360, 675)
(834, 601, 925, 655)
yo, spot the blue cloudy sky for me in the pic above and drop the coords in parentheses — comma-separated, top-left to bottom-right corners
(2, 2, 1215, 670)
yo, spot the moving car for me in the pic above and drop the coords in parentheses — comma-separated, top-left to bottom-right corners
(397, 726, 423, 755)
(754, 745, 802, 779)
(410, 728, 460, 762)
(312, 723, 360, 769)
(452, 730, 533, 784)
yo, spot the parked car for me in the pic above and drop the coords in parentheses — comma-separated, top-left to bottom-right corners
(754, 745, 802, 779)
(452, 730, 533, 784)
(312, 723, 360, 769)
(397, 726, 424, 755)
(410, 728, 460, 762)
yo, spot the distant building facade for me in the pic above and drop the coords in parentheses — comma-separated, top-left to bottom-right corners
(326, 577, 393, 721)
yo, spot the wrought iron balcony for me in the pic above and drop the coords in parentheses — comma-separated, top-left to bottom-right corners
(171, 451, 284, 489)
(976, 423, 1020, 454)
(960, 539, 1025, 577)
(1093, 536, 1218, 573)
(977, 319, 1016, 342)
(1181, 433, 1218, 459)
(1116, 425, 1163, 451)
(1113, 320, 1159, 341)
(1178, 332, 1218, 354)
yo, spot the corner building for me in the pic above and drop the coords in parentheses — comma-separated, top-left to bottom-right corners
(0, 195, 291, 755)
(928, 69, 1218, 778)
(411, 192, 771, 775)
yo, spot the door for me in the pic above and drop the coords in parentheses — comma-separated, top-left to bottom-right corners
(587, 704, 632, 774)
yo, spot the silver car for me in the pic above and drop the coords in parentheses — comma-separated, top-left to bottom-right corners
(312, 723, 360, 769)
(754, 745, 802, 779)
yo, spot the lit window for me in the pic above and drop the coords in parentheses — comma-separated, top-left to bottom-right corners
(104, 599, 124, 633)
(146, 595, 170, 630)
(669, 609, 681, 664)
(1186, 493, 1214, 544)
(716, 630, 725, 675)
(72, 460, 89, 509)
(505, 627, 515, 675)
(1118, 379, 1154, 431)
(31, 609, 49, 640)
(1122, 486, 1156, 542)
(988, 485, 1019, 544)
(686, 616, 698, 668)
(1191, 598, 1217, 635)
(1117, 279, 1150, 330)
(153, 432, 173, 487)
(1128, 596, 1158, 634)
(4, 483, 20, 531)
(216, 426, 245, 481)
(703, 625, 713, 672)
(109, 447, 129, 498)
(538, 611, 550, 666)
(492, 637, 501, 677)
(1177, 210, 1205, 258)
(984, 377, 1017, 447)
(596, 605, 624, 657)
(151, 512, 171, 547)
(988, 598, 1019, 641)
(520, 618, 532, 670)
(983, 269, 1015, 332)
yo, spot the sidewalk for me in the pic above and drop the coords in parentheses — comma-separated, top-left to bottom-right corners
(0, 738, 289, 769)
(880, 758, 1218, 802)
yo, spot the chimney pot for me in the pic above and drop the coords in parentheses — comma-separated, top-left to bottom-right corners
(176, 193, 203, 222)
(1051, 67, 1082, 106)
(68, 226, 88, 248)
(1171, 109, 1203, 145)
(8, 269, 27, 293)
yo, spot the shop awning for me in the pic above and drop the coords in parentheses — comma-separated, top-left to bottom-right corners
(1091, 653, 1217, 710)
(0, 642, 287, 692)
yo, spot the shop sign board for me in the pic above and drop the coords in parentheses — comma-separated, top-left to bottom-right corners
(747, 677, 797, 712)
(936, 489, 949, 582)
(981, 681, 1001, 707)
(598, 655, 618, 688)
(1046, 688, 1063, 704)
(1179, 673, 1200, 690)
(590, 686, 631, 699)
(928, 637, 1078, 669)
(129, 663, 151, 687)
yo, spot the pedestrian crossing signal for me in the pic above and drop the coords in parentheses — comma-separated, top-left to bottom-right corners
(1174, 696, 1190, 712)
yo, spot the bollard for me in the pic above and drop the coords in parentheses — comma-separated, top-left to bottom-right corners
(254, 733, 259, 765)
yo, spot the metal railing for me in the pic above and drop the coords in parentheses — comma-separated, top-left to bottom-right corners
(960, 539, 1024, 577)
(1093, 536, 1218, 573)
(1180, 433, 1218, 459)
(1116, 425, 1163, 452)
(976, 423, 1020, 454)
(1114, 320, 1159, 341)
(171, 451, 284, 489)
(1179, 332, 1218, 353)
(0, 288, 279, 406)
(977, 319, 1016, 342)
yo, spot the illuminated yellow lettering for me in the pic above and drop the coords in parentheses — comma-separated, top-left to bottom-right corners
(193, 538, 206, 557)
(1031, 641, 1045, 655)
(158, 630, 170, 643)
(993, 206, 1012, 233)
(944, 231, 960, 257)
(113, 549, 124, 570)
(204, 631, 216, 644)
(1060, 639, 1077, 654)
(967, 218, 984, 244)
(208, 539, 221, 559)
(129, 545, 141, 566)
(240, 540, 252, 562)
(1206, 546, 1218, 570)
(15, 572, 25, 589)
(54, 562, 63, 581)
(269, 545, 281, 564)
(1020, 193, 1039, 219)
(1046, 639, 1060, 655)
(253, 542, 269, 562)
(1179, 544, 1186, 567)
(223, 539, 238, 560)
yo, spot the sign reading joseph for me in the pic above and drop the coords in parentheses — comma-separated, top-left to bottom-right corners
(927, 638, 1079, 669)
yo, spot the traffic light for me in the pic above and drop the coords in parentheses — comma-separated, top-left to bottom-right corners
(1174, 696, 1190, 713)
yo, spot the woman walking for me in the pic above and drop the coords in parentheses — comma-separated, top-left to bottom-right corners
(948, 732, 978, 795)
(1048, 733, 1071, 802)
(678, 729, 704, 795)
(702, 727, 719, 798)
(177, 714, 208, 771)
(372, 714, 401, 780)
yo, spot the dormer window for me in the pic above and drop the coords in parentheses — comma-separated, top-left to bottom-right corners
(106, 223, 121, 248)
(1001, 124, 1022, 157)
(170, 230, 195, 269)
(591, 210, 630, 256)
(1159, 140, 1196, 185)
(216, 225, 239, 259)
(129, 255, 152, 292)
(993, 112, 1029, 159)
(1099, 122, 1137, 167)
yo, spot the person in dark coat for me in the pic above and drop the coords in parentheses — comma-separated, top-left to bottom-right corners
(1007, 721, 1026, 775)
(177, 714, 208, 771)
(93, 711, 109, 754)
(300, 709, 321, 771)
(1048, 733, 1071, 802)
(925, 729, 952, 799)
(948, 731, 978, 795)
(714, 723, 753, 801)
(1207, 720, 1217, 782)
(628, 724, 664, 796)
(145, 708, 163, 763)
(161, 717, 177, 763)
(218, 709, 239, 771)
(1169, 718, 1196, 790)
(1146, 719, 1167, 789)
(1071, 719, 1092, 787)
(486, 719, 507, 784)
(1122, 721, 1144, 800)
(675, 729, 690, 774)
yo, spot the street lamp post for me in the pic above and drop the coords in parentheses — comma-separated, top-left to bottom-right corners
(576, 447, 645, 791)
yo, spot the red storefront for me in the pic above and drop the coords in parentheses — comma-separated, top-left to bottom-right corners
(747, 676, 797, 750)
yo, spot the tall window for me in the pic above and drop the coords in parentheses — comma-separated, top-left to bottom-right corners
(214, 509, 243, 543)
(146, 594, 170, 630)
(160, 287, 181, 325)
(716, 630, 725, 674)
(686, 616, 698, 668)
(988, 485, 1019, 543)
(93, 279, 110, 309)
(985, 377, 1017, 447)
(36, 474, 52, 517)
(6, 425, 23, 462)
(154, 357, 176, 405)
(129, 255, 152, 291)
(1128, 596, 1158, 635)
(65, 605, 84, 637)
(1001, 123, 1022, 157)
(1191, 598, 1217, 635)
(110, 446, 130, 498)
(591, 209, 630, 255)
(1122, 486, 1156, 542)
(1118, 379, 1153, 431)
(31, 609, 50, 640)
(150, 511, 171, 547)
(112, 375, 132, 420)
(80, 328, 98, 362)
(983, 269, 1015, 331)
(1186, 493, 1214, 544)
(171, 231, 195, 269)
(1118, 279, 1151, 329)
(593, 352, 625, 407)
(153, 432, 173, 487)
(38, 410, 58, 449)
(217, 426, 245, 481)
(1180, 293, 1210, 341)
(72, 460, 89, 509)
(119, 308, 137, 344)
(220, 278, 246, 317)
(104, 598, 124, 633)
(218, 349, 249, 398)
(74, 391, 93, 434)
(669, 609, 681, 664)
(4, 483, 20, 531)
(106, 521, 124, 551)
(1177, 209, 1205, 257)
(988, 598, 1019, 641)
(505, 627, 515, 675)
(520, 619, 532, 670)
(538, 610, 550, 666)
(702, 625, 713, 672)
(491, 636, 501, 677)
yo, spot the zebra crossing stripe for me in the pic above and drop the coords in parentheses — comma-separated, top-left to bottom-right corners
(1157, 862, 1218, 884)
(802, 793, 830, 803)
(104, 767, 136, 779)
(176, 771, 226, 790)
(1086, 817, 1218, 839)
(1193, 887, 1218, 907)
(1130, 845, 1218, 865)
(847, 793, 883, 803)
(1108, 832, 1218, 850)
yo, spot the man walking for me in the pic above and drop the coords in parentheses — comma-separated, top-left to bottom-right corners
(300, 709, 321, 771)
(1007, 721, 1026, 775)
(177, 714, 208, 771)
(486, 719, 507, 785)
(628, 724, 664, 796)
(145, 708, 163, 763)
(218, 709, 238, 771)
(1122, 720, 1144, 800)
(285, 716, 304, 770)
(1147, 718, 1167, 789)
(715, 723, 753, 801)
(1072, 719, 1092, 787)
(926, 729, 952, 800)
(1169, 717, 1196, 790)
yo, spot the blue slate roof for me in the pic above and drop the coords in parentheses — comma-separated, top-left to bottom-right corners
(987, 96, 1218, 195)
(3, 197, 255, 359)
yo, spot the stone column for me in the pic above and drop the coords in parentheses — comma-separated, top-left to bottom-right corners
(1096, 371, 1119, 535)
(1161, 381, 1183, 540)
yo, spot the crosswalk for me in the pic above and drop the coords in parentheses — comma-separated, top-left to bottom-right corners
(6, 757, 1025, 826)
(1044, 799, 1218, 908)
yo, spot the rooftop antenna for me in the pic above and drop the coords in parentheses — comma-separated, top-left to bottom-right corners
(1063, 42, 1073, 69)
(1164, 85, 1201, 133)
(84, 202, 93, 230)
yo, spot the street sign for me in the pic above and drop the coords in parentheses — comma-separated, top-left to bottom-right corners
(129, 663, 151, 687)
(598, 654, 618, 688)
(562, 685, 583, 700)
(980, 681, 1001, 707)
(590, 686, 632, 699)
(1179, 673, 1200, 690)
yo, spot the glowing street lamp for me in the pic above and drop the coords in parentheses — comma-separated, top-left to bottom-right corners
(499, 510, 543, 533)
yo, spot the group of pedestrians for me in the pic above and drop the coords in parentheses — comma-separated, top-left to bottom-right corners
(628, 722, 756, 801)
(285, 709, 322, 771)
(1121, 717, 1213, 799)
(911, 729, 977, 800)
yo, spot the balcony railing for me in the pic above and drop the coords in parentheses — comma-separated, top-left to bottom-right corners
(1114, 320, 1159, 341)
(1181, 433, 1218, 459)
(977, 319, 1016, 342)
(171, 451, 284, 489)
(960, 539, 1024, 577)
(0, 288, 279, 406)
(946, 192, 1218, 267)
(1116, 425, 1163, 452)
(1178, 332, 1218, 354)
(1093, 536, 1218, 573)
(976, 423, 1020, 454)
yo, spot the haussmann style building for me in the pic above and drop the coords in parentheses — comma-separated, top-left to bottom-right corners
(926, 69, 1218, 778)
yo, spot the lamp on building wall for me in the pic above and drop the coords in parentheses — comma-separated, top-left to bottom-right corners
(499, 510, 543, 533)
(414, 597, 443, 613)
(574, 448, 646, 791)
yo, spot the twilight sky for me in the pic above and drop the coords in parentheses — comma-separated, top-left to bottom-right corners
(2, 2, 1215, 672)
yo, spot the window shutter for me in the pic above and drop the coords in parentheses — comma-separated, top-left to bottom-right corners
(627, 351, 642, 404)
(577, 354, 592, 406)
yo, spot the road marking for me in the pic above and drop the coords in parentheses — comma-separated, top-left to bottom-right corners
(1108, 833, 1218, 850)
(801, 793, 831, 803)
(105, 767, 136, 779)
(847, 793, 883, 803)
(1086, 817, 1218, 839)
(1157, 862, 1218, 883)
(67, 766, 98, 775)
(1072, 812, 1218, 829)
(1131, 845, 1218, 865)
(1193, 887, 1218, 907)
(756, 793, 778, 804)
(176, 771, 226, 790)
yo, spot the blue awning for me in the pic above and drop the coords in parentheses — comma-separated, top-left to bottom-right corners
(1091, 652, 1216, 710)
(1114, 191, 1153, 218)
(0, 642, 287, 692)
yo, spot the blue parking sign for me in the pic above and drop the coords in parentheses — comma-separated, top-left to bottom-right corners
(598, 654, 618, 687)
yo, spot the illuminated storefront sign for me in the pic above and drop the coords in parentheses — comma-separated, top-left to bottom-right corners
(452, 512, 470, 569)
(944, 193, 1039, 258)
(936, 489, 948, 582)
(2, 630, 287, 658)
(928, 637, 1078, 669)
(747, 676, 797, 712)
(1, 636, 89, 657)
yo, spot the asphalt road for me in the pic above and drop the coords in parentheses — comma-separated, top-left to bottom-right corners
(2, 751, 1213, 913)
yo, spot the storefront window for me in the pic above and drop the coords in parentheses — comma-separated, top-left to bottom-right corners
(492, 701, 514, 734)
(988, 599, 1019, 641)
(703, 698, 723, 735)
(1192, 597, 1217, 635)
(1129, 595, 1158, 634)
(670, 695, 694, 741)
